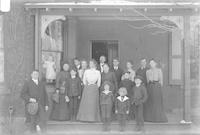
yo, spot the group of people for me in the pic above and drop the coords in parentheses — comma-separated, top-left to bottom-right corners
(21, 55, 168, 133)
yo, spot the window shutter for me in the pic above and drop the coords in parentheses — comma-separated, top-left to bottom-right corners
(169, 29, 183, 85)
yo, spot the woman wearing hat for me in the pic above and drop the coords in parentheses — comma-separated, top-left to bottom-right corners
(50, 61, 70, 121)
(144, 59, 168, 122)
(77, 59, 101, 122)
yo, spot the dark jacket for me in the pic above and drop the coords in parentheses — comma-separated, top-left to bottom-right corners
(136, 67, 149, 86)
(20, 79, 49, 108)
(100, 91, 113, 105)
(101, 71, 118, 94)
(111, 67, 123, 87)
(66, 77, 82, 97)
(132, 85, 148, 105)
(55, 71, 70, 89)
(115, 96, 130, 114)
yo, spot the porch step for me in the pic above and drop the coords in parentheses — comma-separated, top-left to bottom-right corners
(46, 121, 194, 135)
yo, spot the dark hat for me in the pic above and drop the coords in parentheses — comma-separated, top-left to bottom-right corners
(134, 75, 143, 82)
(27, 102, 39, 115)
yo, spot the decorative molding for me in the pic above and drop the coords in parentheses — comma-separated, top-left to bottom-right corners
(41, 15, 66, 38)
(160, 16, 184, 39)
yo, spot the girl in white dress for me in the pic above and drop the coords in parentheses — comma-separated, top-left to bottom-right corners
(43, 56, 56, 83)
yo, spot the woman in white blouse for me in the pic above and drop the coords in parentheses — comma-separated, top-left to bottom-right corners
(77, 59, 101, 122)
(143, 59, 168, 123)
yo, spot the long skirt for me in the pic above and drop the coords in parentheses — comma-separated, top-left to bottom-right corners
(77, 84, 101, 122)
(143, 82, 168, 122)
(50, 94, 70, 121)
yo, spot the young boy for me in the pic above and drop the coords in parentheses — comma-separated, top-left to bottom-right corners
(66, 68, 82, 121)
(120, 72, 135, 119)
(115, 87, 130, 132)
(100, 81, 114, 131)
(132, 75, 148, 131)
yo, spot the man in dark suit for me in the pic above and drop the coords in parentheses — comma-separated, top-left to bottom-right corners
(99, 55, 107, 73)
(111, 58, 123, 88)
(136, 58, 149, 86)
(21, 70, 49, 133)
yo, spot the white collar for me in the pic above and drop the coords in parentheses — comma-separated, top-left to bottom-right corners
(71, 76, 76, 79)
(114, 66, 118, 70)
(117, 96, 129, 102)
(32, 79, 38, 85)
(102, 90, 112, 95)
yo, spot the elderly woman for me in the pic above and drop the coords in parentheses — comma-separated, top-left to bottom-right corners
(50, 61, 70, 121)
(144, 59, 167, 122)
(77, 59, 101, 122)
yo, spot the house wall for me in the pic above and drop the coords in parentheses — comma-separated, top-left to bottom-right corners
(76, 19, 182, 112)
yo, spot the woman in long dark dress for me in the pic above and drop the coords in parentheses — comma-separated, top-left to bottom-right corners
(144, 59, 168, 122)
(77, 59, 101, 122)
(50, 62, 70, 121)
(101, 64, 118, 95)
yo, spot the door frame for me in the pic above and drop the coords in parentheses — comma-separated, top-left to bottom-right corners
(89, 40, 120, 63)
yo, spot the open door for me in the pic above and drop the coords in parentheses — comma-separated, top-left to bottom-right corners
(91, 40, 119, 66)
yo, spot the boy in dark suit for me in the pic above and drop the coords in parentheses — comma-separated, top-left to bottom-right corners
(99, 55, 107, 73)
(115, 87, 130, 132)
(111, 58, 123, 87)
(132, 75, 148, 132)
(21, 70, 49, 133)
(66, 68, 82, 121)
(100, 81, 114, 131)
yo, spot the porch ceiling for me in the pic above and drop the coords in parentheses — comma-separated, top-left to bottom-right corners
(24, 2, 200, 16)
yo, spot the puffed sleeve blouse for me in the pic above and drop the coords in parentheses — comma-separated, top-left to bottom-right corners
(146, 68, 163, 86)
(83, 68, 101, 87)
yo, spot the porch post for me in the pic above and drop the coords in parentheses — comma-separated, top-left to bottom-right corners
(67, 17, 77, 59)
(183, 16, 191, 123)
(34, 9, 40, 70)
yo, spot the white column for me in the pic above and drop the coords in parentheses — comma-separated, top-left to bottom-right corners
(183, 16, 191, 123)
(67, 17, 77, 59)
(0, 15, 4, 94)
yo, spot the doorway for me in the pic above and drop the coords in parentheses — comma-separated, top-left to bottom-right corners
(91, 40, 119, 66)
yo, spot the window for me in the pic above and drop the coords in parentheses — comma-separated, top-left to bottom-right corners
(41, 19, 64, 81)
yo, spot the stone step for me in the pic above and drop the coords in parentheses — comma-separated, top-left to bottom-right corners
(47, 121, 192, 134)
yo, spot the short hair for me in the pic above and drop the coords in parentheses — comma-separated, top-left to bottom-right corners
(118, 87, 127, 95)
(113, 57, 119, 61)
(103, 63, 110, 68)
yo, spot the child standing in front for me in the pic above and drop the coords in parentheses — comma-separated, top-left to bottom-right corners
(115, 87, 130, 132)
(66, 67, 82, 121)
(100, 81, 114, 131)
(132, 75, 148, 132)
(119, 71, 135, 119)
